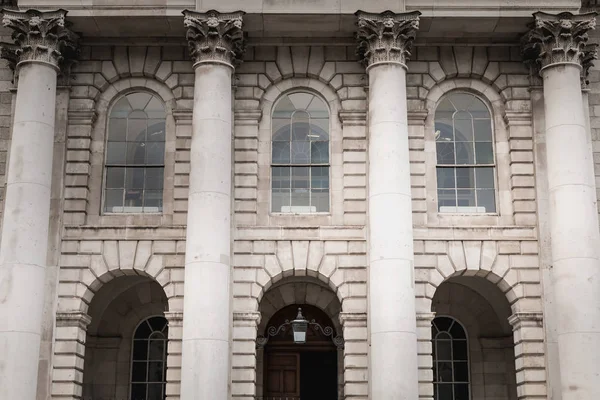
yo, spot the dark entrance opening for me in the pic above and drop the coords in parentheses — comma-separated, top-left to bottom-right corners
(261, 304, 341, 400)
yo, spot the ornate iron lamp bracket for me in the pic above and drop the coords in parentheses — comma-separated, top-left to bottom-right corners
(256, 318, 344, 349)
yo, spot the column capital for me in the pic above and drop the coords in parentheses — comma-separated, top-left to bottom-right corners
(522, 11, 597, 73)
(355, 10, 421, 70)
(0, 9, 78, 72)
(581, 44, 598, 89)
(183, 9, 245, 69)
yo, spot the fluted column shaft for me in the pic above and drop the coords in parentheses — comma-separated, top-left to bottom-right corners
(180, 10, 244, 400)
(357, 10, 421, 400)
(524, 11, 600, 400)
(0, 10, 76, 400)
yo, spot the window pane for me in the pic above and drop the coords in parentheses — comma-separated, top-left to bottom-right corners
(437, 168, 456, 189)
(144, 190, 163, 211)
(436, 384, 453, 400)
(145, 168, 164, 190)
(436, 341, 452, 361)
(127, 92, 152, 110)
(126, 168, 145, 189)
(474, 119, 492, 141)
(450, 322, 467, 339)
(310, 119, 329, 138)
(148, 340, 165, 361)
(131, 361, 147, 382)
(436, 142, 455, 164)
(454, 384, 469, 400)
(456, 168, 475, 189)
(435, 317, 453, 332)
(272, 188, 290, 212)
(272, 167, 291, 189)
(291, 141, 310, 164)
(455, 142, 474, 164)
(475, 142, 494, 164)
(147, 383, 163, 400)
(106, 167, 125, 188)
(147, 362, 163, 382)
(106, 142, 126, 164)
(453, 340, 468, 361)
(127, 142, 146, 165)
(475, 167, 495, 189)
(128, 118, 147, 142)
(288, 92, 314, 109)
(291, 189, 310, 207)
(131, 383, 147, 400)
(292, 120, 310, 141)
(104, 189, 123, 212)
(272, 141, 290, 164)
(454, 362, 469, 382)
(125, 189, 143, 208)
(133, 340, 148, 361)
(146, 142, 165, 165)
(272, 119, 290, 140)
(135, 321, 152, 338)
(311, 166, 329, 189)
(108, 118, 127, 141)
(147, 120, 166, 142)
(292, 167, 309, 189)
(454, 115, 474, 142)
(477, 189, 496, 213)
(457, 189, 476, 207)
(438, 189, 457, 208)
(311, 141, 329, 163)
(435, 121, 454, 142)
(437, 361, 453, 381)
(450, 93, 477, 110)
(312, 189, 329, 212)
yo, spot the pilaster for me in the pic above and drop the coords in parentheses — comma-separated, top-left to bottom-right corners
(232, 312, 261, 400)
(165, 311, 184, 400)
(51, 312, 91, 400)
(508, 312, 546, 400)
(339, 312, 368, 400)
(416, 312, 436, 400)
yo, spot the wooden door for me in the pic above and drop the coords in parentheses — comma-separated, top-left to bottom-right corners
(265, 352, 300, 399)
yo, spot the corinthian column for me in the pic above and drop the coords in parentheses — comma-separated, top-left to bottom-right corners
(523, 12, 600, 400)
(180, 10, 244, 400)
(0, 9, 77, 400)
(356, 10, 421, 400)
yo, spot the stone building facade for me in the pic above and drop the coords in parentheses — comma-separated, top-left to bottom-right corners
(0, 1, 599, 400)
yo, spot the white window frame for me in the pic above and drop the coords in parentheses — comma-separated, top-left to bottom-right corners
(432, 315, 471, 400)
(129, 316, 168, 400)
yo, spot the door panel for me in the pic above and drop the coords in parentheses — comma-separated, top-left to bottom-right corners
(265, 352, 300, 399)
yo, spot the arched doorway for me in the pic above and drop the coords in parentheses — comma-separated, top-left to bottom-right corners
(258, 304, 343, 400)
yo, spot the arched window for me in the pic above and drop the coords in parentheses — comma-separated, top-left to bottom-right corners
(104, 92, 166, 213)
(271, 91, 330, 213)
(131, 316, 168, 400)
(435, 92, 496, 213)
(432, 316, 470, 400)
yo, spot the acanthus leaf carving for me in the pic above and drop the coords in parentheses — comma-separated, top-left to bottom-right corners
(183, 9, 245, 68)
(355, 10, 421, 69)
(522, 11, 597, 72)
(581, 44, 598, 89)
(0, 9, 79, 72)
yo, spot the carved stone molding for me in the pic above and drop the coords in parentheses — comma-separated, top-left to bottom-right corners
(183, 9, 245, 68)
(508, 312, 544, 331)
(0, 9, 79, 72)
(56, 311, 92, 330)
(164, 311, 184, 327)
(581, 44, 598, 88)
(338, 312, 367, 327)
(522, 11, 597, 72)
(355, 10, 421, 69)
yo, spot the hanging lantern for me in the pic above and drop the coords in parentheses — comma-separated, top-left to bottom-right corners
(291, 307, 309, 344)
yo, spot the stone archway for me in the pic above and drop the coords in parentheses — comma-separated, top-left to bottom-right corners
(255, 277, 344, 400)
